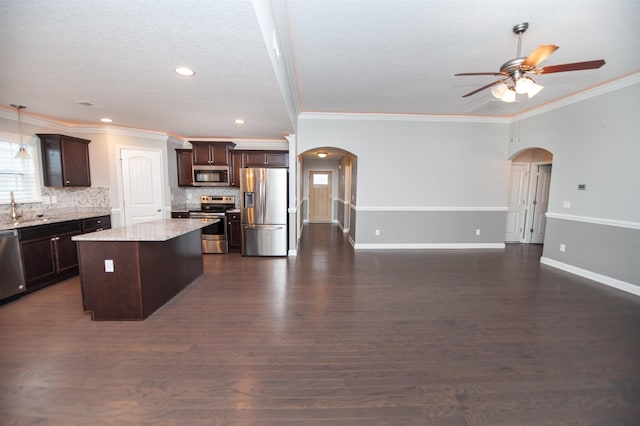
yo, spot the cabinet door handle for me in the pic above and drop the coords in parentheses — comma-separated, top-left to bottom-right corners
(96, 220, 101, 224)
(65, 180, 70, 184)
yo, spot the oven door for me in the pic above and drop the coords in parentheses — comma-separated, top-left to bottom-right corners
(190, 214, 228, 254)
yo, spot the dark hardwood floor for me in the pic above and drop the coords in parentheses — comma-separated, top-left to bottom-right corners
(1, 224, 639, 425)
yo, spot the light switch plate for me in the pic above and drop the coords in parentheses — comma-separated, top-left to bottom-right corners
(104, 259, 114, 273)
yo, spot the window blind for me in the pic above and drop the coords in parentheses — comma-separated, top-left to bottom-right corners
(0, 133, 40, 204)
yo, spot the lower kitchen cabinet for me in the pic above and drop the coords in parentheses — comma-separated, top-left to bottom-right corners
(18, 215, 112, 292)
(19, 221, 82, 291)
(227, 212, 241, 253)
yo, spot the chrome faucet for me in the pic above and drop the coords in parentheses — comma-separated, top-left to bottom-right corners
(10, 191, 21, 221)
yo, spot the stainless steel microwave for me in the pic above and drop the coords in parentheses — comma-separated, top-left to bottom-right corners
(192, 165, 230, 186)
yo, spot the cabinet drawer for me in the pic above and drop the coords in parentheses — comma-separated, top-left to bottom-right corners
(19, 220, 81, 241)
(171, 211, 190, 219)
(81, 216, 111, 232)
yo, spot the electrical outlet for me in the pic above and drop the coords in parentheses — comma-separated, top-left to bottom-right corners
(559, 244, 566, 253)
(475, 229, 481, 236)
(187, 193, 192, 200)
(563, 200, 571, 209)
(104, 259, 114, 273)
(375, 229, 380, 236)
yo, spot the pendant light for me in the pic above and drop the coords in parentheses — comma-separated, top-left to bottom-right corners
(10, 104, 31, 160)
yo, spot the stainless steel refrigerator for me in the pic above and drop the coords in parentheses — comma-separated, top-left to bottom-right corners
(240, 168, 288, 256)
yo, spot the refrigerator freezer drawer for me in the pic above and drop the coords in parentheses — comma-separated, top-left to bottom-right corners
(242, 225, 287, 257)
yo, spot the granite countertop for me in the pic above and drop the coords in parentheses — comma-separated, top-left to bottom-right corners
(72, 218, 217, 242)
(0, 209, 112, 231)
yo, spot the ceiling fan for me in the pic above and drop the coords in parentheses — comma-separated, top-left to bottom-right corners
(455, 22, 605, 102)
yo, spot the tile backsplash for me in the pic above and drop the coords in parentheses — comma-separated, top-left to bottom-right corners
(171, 186, 240, 209)
(0, 186, 110, 223)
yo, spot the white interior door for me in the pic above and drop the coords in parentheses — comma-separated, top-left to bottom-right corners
(529, 164, 552, 244)
(505, 163, 529, 242)
(121, 148, 165, 226)
(309, 170, 333, 223)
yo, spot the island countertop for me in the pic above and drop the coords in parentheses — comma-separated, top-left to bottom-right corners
(72, 218, 216, 242)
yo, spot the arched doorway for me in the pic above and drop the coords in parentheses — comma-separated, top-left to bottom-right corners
(297, 147, 357, 241)
(505, 148, 553, 244)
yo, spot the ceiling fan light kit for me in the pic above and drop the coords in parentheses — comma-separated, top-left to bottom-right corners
(455, 22, 605, 102)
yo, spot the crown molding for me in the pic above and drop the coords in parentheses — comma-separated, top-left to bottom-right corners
(355, 206, 508, 212)
(299, 73, 640, 125)
(299, 111, 509, 124)
(513, 72, 640, 122)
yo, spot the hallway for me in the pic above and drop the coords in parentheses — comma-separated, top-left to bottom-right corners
(1, 224, 639, 424)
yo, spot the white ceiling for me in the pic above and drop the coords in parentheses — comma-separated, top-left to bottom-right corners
(1, 0, 639, 141)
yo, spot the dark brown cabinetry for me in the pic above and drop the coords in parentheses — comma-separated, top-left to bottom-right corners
(226, 212, 241, 253)
(244, 151, 289, 167)
(176, 149, 193, 186)
(230, 150, 244, 187)
(81, 215, 111, 233)
(171, 211, 190, 218)
(190, 142, 235, 166)
(37, 134, 92, 187)
(230, 150, 289, 187)
(19, 221, 82, 291)
(18, 216, 111, 292)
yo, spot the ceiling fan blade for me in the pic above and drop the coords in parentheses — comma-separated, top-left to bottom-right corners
(461, 78, 508, 98)
(522, 44, 559, 68)
(538, 59, 606, 74)
(455, 72, 505, 76)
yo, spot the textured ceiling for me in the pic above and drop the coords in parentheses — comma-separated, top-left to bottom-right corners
(1, 0, 639, 141)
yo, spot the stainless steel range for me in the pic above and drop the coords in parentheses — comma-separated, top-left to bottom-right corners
(189, 195, 236, 254)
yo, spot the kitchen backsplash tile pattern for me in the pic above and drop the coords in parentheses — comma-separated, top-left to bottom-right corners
(171, 187, 240, 209)
(0, 187, 110, 224)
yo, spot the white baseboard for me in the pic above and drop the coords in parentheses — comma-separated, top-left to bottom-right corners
(353, 243, 505, 250)
(540, 257, 640, 297)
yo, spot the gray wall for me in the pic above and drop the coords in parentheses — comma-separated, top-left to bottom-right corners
(297, 115, 510, 248)
(509, 79, 640, 293)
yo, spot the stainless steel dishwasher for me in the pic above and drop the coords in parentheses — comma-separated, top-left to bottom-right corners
(0, 229, 26, 301)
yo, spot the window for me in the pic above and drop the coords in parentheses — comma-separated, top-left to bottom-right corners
(313, 173, 329, 185)
(0, 133, 40, 204)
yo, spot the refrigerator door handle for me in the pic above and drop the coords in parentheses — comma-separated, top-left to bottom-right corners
(243, 225, 284, 230)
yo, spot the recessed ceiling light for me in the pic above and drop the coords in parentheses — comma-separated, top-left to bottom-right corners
(175, 67, 195, 76)
(100, 118, 112, 123)
(317, 152, 328, 158)
(234, 119, 245, 124)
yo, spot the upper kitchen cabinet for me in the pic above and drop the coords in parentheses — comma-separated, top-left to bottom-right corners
(37, 134, 91, 187)
(243, 151, 289, 168)
(230, 150, 244, 187)
(190, 141, 235, 166)
(176, 149, 193, 187)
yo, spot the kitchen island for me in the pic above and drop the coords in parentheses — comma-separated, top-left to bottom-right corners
(73, 219, 213, 321)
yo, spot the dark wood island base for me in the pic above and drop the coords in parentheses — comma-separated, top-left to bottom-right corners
(74, 220, 208, 320)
